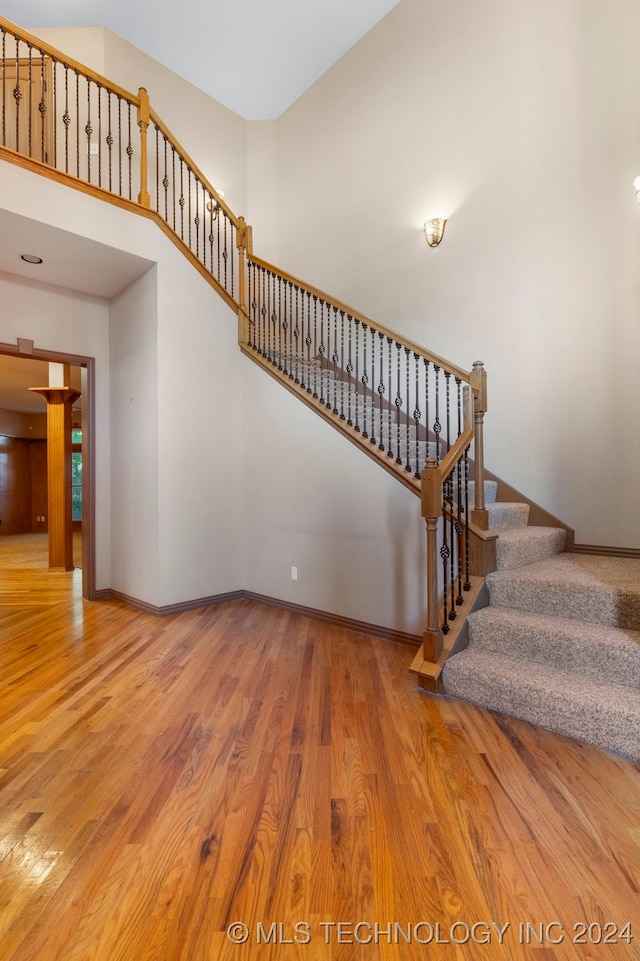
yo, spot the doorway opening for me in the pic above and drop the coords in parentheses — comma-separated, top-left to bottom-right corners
(0, 342, 96, 599)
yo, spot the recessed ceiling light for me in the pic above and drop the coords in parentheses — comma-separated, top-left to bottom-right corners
(21, 254, 43, 264)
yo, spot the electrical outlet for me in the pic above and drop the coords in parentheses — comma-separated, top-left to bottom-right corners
(291, 566, 298, 582)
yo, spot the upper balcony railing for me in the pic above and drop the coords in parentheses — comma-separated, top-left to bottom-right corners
(0, 16, 240, 307)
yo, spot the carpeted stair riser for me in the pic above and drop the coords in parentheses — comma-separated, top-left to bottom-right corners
(443, 648, 640, 761)
(487, 501, 529, 532)
(495, 527, 566, 571)
(467, 607, 640, 689)
(487, 554, 640, 630)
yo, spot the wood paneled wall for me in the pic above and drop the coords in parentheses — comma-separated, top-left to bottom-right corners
(0, 435, 47, 534)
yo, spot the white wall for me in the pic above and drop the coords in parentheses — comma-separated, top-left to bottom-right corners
(155, 251, 244, 605)
(109, 268, 159, 603)
(274, 0, 640, 548)
(240, 360, 427, 634)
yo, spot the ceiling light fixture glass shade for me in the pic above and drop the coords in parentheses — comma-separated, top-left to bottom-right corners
(424, 218, 446, 247)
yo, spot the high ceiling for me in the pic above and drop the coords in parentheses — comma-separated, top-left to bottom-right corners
(1, 0, 401, 120)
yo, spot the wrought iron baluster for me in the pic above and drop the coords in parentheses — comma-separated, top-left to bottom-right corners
(179, 156, 185, 238)
(378, 333, 385, 451)
(346, 316, 353, 424)
(276, 275, 283, 369)
(230, 221, 235, 299)
(413, 353, 421, 478)
(424, 359, 431, 465)
(2, 29, 6, 148)
(448, 474, 456, 621)
(127, 101, 132, 199)
(266, 270, 272, 361)
(386, 338, 393, 457)
(339, 310, 346, 420)
(312, 296, 318, 398)
(404, 347, 412, 471)
(456, 377, 462, 442)
(332, 307, 339, 414)
(97, 84, 102, 185)
(12, 37, 20, 156)
(52, 57, 57, 168)
(107, 90, 113, 191)
(354, 320, 361, 432)
(305, 293, 312, 393)
(223, 215, 229, 292)
(208, 193, 215, 273)
(433, 365, 442, 465)
(395, 342, 403, 464)
(463, 450, 471, 591)
(293, 285, 300, 383)
(361, 324, 369, 438)
(28, 44, 32, 158)
(194, 177, 200, 258)
(368, 328, 376, 444)
(172, 148, 177, 232)
(63, 65, 70, 173)
(39, 54, 46, 164)
(187, 168, 192, 249)
(75, 70, 80, 177)
(318, 300, 326, 404)
(118, 96, 122, 196)
(440, 492, 450, 636)
(455, 459, 464, 607)
(260, 267, 267, 357)
(285, 281, 292, 377)
(163, 135, 169, 223)
(86, 76, 92, 181)
(445, 370, 451, 453)
(216, 207, 221, 281)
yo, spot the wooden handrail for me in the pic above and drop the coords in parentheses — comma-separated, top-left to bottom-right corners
(248, 253, 473, 385)
(148, 109, 240, 229)
(0, 16, 140, 107)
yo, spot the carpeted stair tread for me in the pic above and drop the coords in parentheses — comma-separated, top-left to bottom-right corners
(487, 502, 530, 532)
(487, 553, 640, 630)
(467, 606, 640, 689)
(495, 526, 566, 571)
(442, 647, 640, 761)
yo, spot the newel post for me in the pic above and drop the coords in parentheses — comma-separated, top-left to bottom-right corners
(470, 360, 489, 531)
(421, 456, 443, 663)
(236, 216, 252, 345)
(137, 87, 151, 209)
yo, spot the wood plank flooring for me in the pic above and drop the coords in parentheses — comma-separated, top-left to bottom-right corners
(0, 547, 639, 960)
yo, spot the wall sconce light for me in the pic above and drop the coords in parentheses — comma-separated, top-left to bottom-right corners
(206, 189, 225, 220)
(634, 176, 640, 205)
(424, 218, 446, 247)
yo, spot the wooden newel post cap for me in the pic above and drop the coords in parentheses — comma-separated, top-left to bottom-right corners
(421, 456, 442, 519)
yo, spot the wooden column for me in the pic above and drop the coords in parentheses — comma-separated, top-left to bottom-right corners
(29, 383, 80, 572)
(236, 216, 254, 346)
(421, 456, 443, 663)
(469, 360, 489, 531)
(137, 86, 151, 209)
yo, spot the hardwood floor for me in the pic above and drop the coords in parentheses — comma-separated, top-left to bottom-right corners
(0, 557, 639, 960)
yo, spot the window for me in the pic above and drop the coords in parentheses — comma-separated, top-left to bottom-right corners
(71, 430, 82, 522)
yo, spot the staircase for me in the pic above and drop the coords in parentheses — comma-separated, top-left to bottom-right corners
(443, 483, 640, 762)
(2, 15, 638, 764)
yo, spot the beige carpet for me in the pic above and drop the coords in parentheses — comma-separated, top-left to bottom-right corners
(442, 485, 640, 762)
